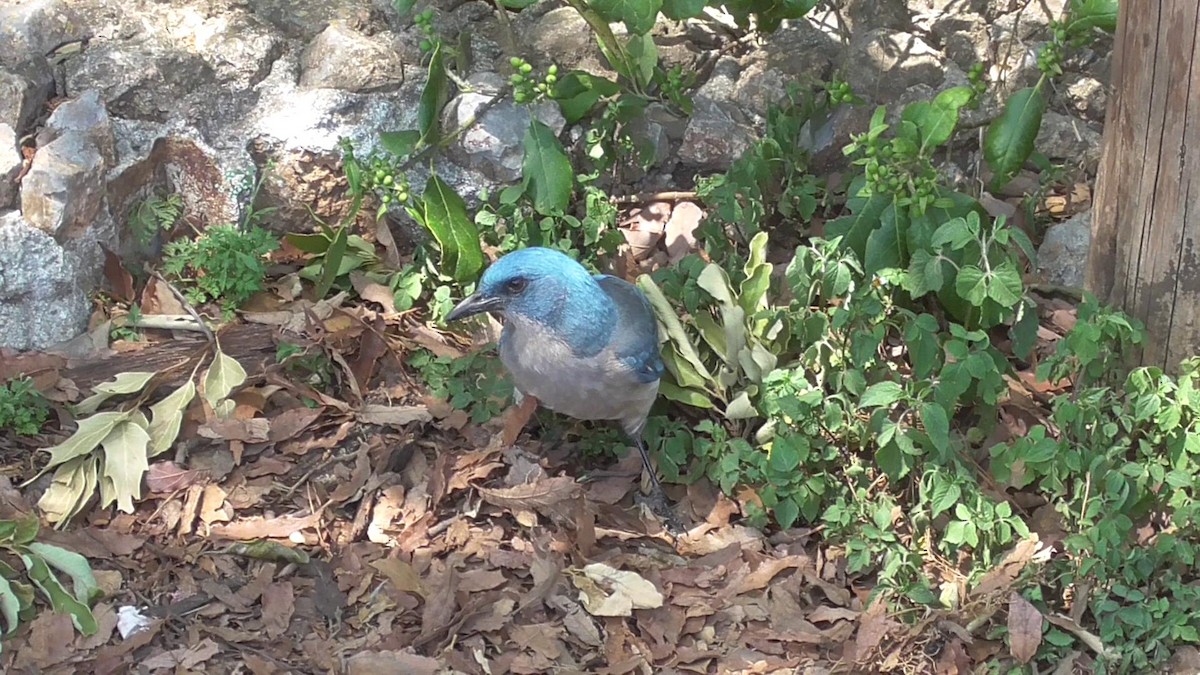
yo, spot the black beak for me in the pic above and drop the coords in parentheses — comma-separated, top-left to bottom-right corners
(445, 293, 502, 323)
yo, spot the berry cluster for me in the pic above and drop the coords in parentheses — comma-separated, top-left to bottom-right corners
(414, 8, 437, 54)
(508, 57, 557, 104)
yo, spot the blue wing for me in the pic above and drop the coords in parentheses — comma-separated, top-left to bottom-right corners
(595, 275, 664, 384)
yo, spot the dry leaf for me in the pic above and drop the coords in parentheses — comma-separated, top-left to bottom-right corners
(208, 512, 321, 540)
(478, 476, 581, 511)
(664, 201, 703, 263)
(371, 558, 425, 597)
(1008, 593, 1043, 663)
(262, 582, 296, 639)
(346, 650, 440, 675)
(357, 403, 432, 427)
(573, 563, 663, 617)
(146, 458, 207, 492)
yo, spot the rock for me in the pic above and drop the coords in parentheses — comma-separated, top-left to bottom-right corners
(907, 0, 988, 13)
(523, 6, 610, 75)
(994, 0, 1069, 40)
(20, 134, 107, 238)
(245, 0, 380, 41)
(678, 98, 755, 171)
(929, 12, 990, 71)
(760, 19, 840, 83)
(842, 0, 912, 32)
(299, 23, 408, 92)
(442, 72, 566, 183)
(0, 0, 88, 68)
(36, 90, 116, 167)
(1037, 211, 1091, 289)
(844, 29, 946, 103)
(1064, 75, 1108, 121)
(0, 124, 20, 209)
(0, 211, 106, 351)
(1035, 112, 1103, 169)
(0, 58, 55, 134)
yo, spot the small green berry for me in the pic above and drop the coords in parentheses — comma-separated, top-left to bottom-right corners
(382, 175, 393, 186)
(548, 64, 558, 75)
(420, 39, 432, 51)
(510, 56, 522, 68)
(520, 62, 533, 74)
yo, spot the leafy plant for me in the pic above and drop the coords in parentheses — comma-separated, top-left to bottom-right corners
(0, 517, 101, 650)
(0, 377, 51, 437)
(129, 192, 183, 246)
(162, 225, 278, 314)
(408, 348, 511, 425)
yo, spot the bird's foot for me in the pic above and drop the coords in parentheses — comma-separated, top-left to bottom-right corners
(635, 485, 685, 538)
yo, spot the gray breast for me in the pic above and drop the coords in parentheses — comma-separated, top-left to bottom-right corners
(499, 318, 659, 435)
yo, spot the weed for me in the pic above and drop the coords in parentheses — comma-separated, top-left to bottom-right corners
(0, 377, 50, 437)
(162, 224, 278, 315)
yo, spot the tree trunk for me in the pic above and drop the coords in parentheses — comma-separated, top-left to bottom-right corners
(1087, 0, 1200, 370)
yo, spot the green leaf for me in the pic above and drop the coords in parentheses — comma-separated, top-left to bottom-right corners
(826, 194, 890, 262)
(379, 130, 421, 158)
(657, 380, 713, 409)
(25, 543, 100, 606)
(661, 0, 705, 19)
(921, 402, 950, 451)
(1010, 299, 1039, 359)
(418, 44, 448, 146)
(864, 210, 902, 274)
(1069, 0, 1117, 33)
(929, 479, 961, 518)
(551, 72, 620, 123)
(637, 276, 714, 382)
(860, 381, 904, 409)
(954, 265, 988, 306)
(697, 264, 737, 307)
(419, 175, 485, 282)
(99, 421, 151, 513)
(74, 371, 158, 415)
(590, 0, 662, 34)
(902, 87, 972, 153)
(625, 32, 658, 89)
(988, 259, 1024, 307)
(876, 441, 904, 480)
(203, 350, 247, 410)
(774, 496, 800, 529)
(769, 435, 802, 473)
(522, 120, 574, 216)
(984, 84, 1046, 191)
(725, 390, 758, 419)
(285, 232, 333, 254)
(20, 554, 97, 635)
(931, 216, 975, 251)
(41, 412, 131, 470)
(739, 231, 772, 315)
(392, 0, 417, 16)
(0, 575, 20, 635)
(315, 225, 349, 299)
(147, 381, 196, 457)
(903, 249, 943, 297)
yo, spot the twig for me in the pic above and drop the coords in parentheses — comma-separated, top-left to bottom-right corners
(610, 190, 699, 205)
(151, 272, 216, 344)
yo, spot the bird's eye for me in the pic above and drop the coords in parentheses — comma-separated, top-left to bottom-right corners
(505, 278, 527, 294)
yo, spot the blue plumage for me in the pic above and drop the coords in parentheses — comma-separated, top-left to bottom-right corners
(446, 247, 672, 505)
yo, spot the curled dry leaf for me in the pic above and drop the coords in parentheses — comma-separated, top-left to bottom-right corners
(356, 403, 432, 428)
(572, 563, 663, 617)
(478, 476, 581, 511)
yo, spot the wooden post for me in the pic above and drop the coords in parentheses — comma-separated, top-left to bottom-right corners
(1086, 1, 1200, 370)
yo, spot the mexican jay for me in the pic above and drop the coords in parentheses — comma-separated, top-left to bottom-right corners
(445, 247, 670, 500)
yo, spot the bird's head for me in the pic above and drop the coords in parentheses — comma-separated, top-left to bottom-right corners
(445, 247, 607, 329)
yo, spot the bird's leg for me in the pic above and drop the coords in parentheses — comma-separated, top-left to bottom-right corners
(630, 434, 684, 536)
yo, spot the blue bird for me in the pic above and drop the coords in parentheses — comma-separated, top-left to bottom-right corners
(445, 247, 674, 514)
